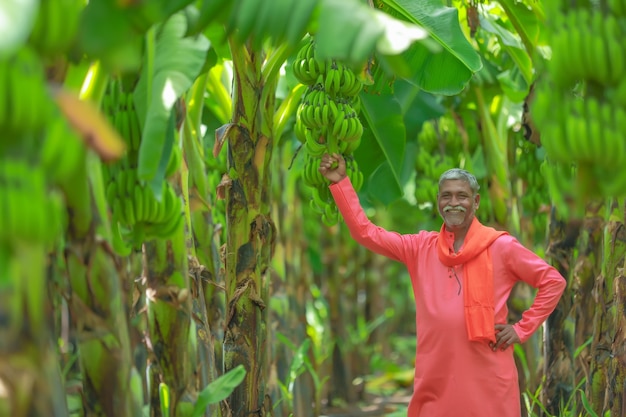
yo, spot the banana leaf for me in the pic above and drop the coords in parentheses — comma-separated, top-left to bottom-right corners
(134, 13, 210, 191)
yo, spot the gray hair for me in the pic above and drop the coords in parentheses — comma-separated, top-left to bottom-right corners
(438, 168, 480, 194)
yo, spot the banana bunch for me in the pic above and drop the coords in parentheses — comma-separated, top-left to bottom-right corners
(540, 160, 576, 212)
(609, 78, 626, 107)
(416, 117, 465, 162)
(533, 88, 626, 169)
(417, 121, 439, 154)
(101, 78, 184, 244)
(531, 4, 626, 203)
(0, 46, 53, 135)
(345, 157, 364, 191)
(415, 148, 440, 179)
(293, 38, 324, 85)
(302, 153, 327, 188)
(105, 169, 183, 242)
(102, 80, 181, 179)
(414, 177, 439, 207)
(324, 61, 363, 98)
(549, 9, 624, 89)
(102, 83, 143, 161)
(515, 140, 549, 226)
(292, 39, 363, 99)
(0, 159, 64, 247)
(297, 87, 332, 130)
(306, 156, 364, 227)
(28, 0, 84, 57)
(297, 89, 363, 150)
(293, 36, 367, 227)
(414, 117, 463, 216)
(308, 185, 340, 227)
(608, 0, 626, 16)
(40, 115, 86, 185)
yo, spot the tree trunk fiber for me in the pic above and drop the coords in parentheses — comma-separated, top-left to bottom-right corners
(183, 76, 224, 414)
(144, 221, 194, 417)
(589, 200, 626, 416)
(65, 238, 137, 417)
(0, 245, 69, 417)
(222, 42, 277, 417)
(543, 211, 579, 415)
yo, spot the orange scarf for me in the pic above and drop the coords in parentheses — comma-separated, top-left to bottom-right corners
(437, 217, 508, 343)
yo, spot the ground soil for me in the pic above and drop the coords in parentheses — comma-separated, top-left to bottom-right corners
(320, 391, 411, 417)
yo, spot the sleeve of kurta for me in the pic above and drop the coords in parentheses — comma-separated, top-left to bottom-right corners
(329, 177, 408, 263)
(502, 237, 567, 343)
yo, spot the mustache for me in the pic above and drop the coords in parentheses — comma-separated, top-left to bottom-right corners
(443, 205, 466, 212)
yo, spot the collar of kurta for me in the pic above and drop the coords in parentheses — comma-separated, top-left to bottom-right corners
(437, 217, 508, 343)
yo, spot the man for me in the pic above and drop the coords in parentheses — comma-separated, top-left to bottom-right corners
(318, 153, 566, 417)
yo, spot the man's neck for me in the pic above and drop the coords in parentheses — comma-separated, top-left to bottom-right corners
(446, 228, 469, 253)
(453, 234, 465, 252)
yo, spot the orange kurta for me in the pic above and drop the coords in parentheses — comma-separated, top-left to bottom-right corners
(329, 177, 566, 417)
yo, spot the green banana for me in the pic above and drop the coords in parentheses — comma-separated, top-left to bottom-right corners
(133, 186, 145, 223)
(305, 129, 327, 157)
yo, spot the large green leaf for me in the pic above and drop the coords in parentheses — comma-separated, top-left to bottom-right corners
(380, 0, 483, 95)
(479, 14, 533, 85)
(498, 0, 544, 56)
(358, 93, 406, 204)
(78, 0, 144, 71)
(315, 0, 431, 66)
(134, 13, 210, 185)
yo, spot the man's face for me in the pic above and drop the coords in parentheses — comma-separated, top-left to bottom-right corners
(437, 179, 480, 232)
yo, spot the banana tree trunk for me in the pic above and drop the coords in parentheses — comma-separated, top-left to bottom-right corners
(222, 42, 277, 416)
(542, 210, 578, 414)
(612, 260, 626, 417)
(0, 244, 69, 417)
(64, 166, 137, 417)
(184, 73, 224, 416)
(589, 199, 626, 415)
(573, 203, 604, 354)
(143, 218, 195, 417)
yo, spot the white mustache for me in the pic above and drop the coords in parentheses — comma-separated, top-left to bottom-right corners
(444, 205, 466, 212)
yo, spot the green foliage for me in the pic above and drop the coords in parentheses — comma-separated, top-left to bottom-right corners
(134, 13, 210, 188)
(354, 93, 406, 204)
(191, 365, 247, 416)
(275, 334, 329, 412)
(413, 113, 489, 221)
(377, 0, 483, 95)
(514, 138, 549, 240)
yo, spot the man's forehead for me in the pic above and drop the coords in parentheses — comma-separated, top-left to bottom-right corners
(439, 179, 472, 190)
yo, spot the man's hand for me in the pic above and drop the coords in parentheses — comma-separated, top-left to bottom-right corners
(490, 324, 521, 351)
(319, 153, 347, 184)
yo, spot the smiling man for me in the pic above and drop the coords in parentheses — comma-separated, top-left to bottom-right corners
(318, 153, 566, 417)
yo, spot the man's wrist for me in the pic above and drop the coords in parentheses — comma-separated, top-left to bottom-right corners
(332, 174, 348, 184)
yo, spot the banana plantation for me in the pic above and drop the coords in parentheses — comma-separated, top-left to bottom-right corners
(1, 0, 625, 416)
